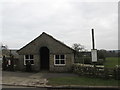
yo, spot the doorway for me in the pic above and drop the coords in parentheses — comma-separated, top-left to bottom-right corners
(40, 47, 49, 70)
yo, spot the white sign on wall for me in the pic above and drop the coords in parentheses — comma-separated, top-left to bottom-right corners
(91, 49, 97, 62)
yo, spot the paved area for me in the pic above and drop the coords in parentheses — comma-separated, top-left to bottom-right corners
(1, 71, 119, 90)
(2, 71, 78, 87)
(2, 85, 48, 90)
(2, 85, 34, 88)
(2, 71, 48, 87)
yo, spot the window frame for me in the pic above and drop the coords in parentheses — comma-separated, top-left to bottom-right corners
(54, 54, 66, 66)
(24, 55, 34, 65)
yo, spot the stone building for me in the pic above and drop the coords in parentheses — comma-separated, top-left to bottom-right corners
(2, 49, 19, 71)
(17, 32, 75, 72)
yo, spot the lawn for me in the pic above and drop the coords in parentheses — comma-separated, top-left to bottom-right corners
(104, 57, 119, 68)
(48, 76, 119, 86)
(48, 57, 120, 86)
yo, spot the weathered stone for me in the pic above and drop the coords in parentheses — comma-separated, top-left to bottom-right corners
(17, 32, 75, 72)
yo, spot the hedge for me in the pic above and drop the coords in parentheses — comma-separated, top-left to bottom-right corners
(72, 64, 120, 80)
(113, 65, 120, 80)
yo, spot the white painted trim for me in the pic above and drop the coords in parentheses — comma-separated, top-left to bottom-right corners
(54, 55, 55, 65)
(24, 55, 34, 65)
(54, 55, 66, 66)
(24, 55, 26, 65)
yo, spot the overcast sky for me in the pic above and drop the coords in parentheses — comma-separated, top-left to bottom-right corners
(0, 0, 119, 50)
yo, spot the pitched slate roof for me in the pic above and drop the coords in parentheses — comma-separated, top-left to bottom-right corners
(2, 49, 19, 58)
(18, 32, 75, 52)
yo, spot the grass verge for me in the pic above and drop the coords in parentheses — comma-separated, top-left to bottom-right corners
(47, 76, 119, 86)
(104, 57, 119, 68)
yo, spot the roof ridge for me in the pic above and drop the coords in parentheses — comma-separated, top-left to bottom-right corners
(18, 32, 75, 52)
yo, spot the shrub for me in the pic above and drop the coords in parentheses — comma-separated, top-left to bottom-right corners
(113, 65, 120, 80)
(96, 59, 104, 65)
(73, 64, 120, 80)
(83, 57, 91, 64)
(97, 50, 106, 61)
(102, 68, 110, 79)
(72, 64, 111, 79)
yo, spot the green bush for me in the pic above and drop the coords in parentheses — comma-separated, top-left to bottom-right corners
(83, 57, 91, 64)
(96, 59, 104, 65)
(102, 68, 110, 79)
(97, 50, 106, 61)
(73, 64, 111, 79)
(113, 65, 120, 80)
(73, 64, 120, 80)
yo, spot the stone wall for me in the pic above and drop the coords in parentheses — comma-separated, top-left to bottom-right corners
(18, 53, 74, 72)
(18, 33, 75, 72)
(49, 53, 74, 72)
(18, 55, 24, 71)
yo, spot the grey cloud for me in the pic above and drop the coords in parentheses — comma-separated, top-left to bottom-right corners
(1, 1, 118, 50)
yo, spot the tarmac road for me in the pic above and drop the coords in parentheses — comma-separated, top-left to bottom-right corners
(2, 85, 119, 90)
(2, 85, 34, 88)
(2, 85, 47, 90)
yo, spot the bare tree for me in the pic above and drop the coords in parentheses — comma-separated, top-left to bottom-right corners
(72, 43, 86, 52)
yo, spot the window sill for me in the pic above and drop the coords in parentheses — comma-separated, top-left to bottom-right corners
(54, 64, 66, 66)
(24, 64, 34, 66)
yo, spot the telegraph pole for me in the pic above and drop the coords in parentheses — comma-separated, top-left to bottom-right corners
(91, 29, 97, 62)
(92, 29, 95, 49)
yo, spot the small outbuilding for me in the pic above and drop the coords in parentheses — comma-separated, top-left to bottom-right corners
(17, 32, 75, 72)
